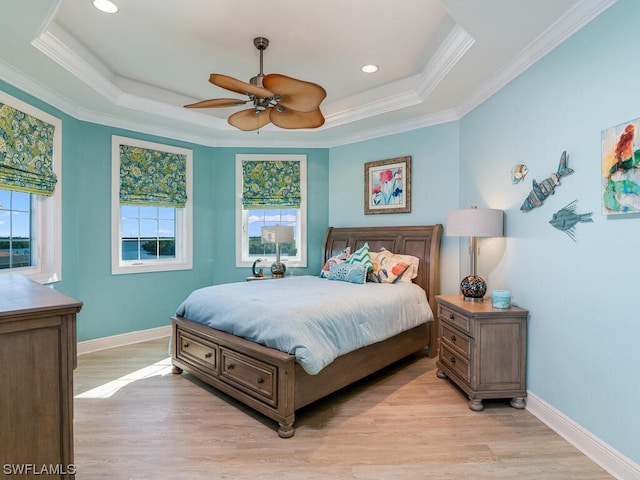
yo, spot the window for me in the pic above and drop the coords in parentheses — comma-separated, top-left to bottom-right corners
(0, 91, 61, 284)
(111, 136, 192, 275)
(236, 154, 307, 268)
(0, 190, 32, 269)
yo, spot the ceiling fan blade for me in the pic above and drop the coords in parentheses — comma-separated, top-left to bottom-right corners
(209, 74, 274, 98)
(184, 98, 248, 108)
(269, 107, 325, 129)
(263, 74, 327, 113)
(228, 108, 272, 131)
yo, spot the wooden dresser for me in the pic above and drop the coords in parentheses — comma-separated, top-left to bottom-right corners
(435, 295, 528, 411)
(0, 275, 83, 479)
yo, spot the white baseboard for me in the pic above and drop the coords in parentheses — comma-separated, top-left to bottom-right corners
(77, 325, 171, 355)
(526, 391, 640, 480)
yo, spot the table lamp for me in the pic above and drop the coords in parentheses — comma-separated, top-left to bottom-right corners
(261, 225, 294, 277)
(446, 206, 504, 301)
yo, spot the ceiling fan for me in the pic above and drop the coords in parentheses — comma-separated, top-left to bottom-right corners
(185, 37, 327, 132)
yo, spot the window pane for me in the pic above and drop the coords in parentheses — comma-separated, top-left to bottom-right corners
(119, 205, 176, 261)
(139, 206, 157, 219)
(121, 217, 139, 238)
(0, 190, 9, 210)
(158, 207, 175, 220)
(121, 205, 139, 218)
(158, 219, 175, 238)
(11, 210, 31, 237)
(11, 191, 30, 212)
(0, 191, 33, 270)
(246, 208, 297, 258)
(139, 219, 157, 238)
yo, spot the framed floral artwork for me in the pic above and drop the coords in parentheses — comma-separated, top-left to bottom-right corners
(364, 156, 411, 214)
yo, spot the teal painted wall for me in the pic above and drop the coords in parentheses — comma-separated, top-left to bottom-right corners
(0, 80, 329, 343)
(456, 0, 639, 463)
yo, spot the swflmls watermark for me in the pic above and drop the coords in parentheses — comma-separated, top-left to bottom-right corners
(3, 464, 77, 476)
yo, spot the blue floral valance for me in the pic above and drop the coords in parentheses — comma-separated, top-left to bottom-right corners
(0, 102, 57, 196)
(242, 159, 301, 209)
(119, 144, 187, 207)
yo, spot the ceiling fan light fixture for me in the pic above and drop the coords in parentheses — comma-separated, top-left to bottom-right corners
(186, 37, 326, 131)
(92, 0, 118, 14)
(361, 64, 378, 73)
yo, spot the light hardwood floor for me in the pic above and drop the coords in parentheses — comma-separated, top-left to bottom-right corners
(73, 337, 612, 480)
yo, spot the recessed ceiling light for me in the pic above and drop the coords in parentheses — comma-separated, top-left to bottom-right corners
(361, 64, 378, 74)
(93, 0, 118, 13)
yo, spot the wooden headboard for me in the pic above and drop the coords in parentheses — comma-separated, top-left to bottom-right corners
(322, 224, 443, 355)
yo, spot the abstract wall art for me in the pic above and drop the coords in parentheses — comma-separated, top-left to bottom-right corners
(602, 118, 640, 215)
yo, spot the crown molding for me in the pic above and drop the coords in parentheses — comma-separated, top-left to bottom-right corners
(416, 24, 475, 100)
(2, 0, 618, 148)
(457, 0, 617, 117)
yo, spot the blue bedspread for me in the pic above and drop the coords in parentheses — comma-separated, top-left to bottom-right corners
(175, 275, 433, 375)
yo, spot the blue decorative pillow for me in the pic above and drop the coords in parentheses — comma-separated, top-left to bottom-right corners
(328, 263, 367, 284)
(346, 242, 373, 272)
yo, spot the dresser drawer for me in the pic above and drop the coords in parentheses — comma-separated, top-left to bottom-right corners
(440, 323, 471, 357)
(220, 347, 278, 407)
(438, 303, 470, 334)
(176, 330, 218, 373)
(440, 343, 470, 384)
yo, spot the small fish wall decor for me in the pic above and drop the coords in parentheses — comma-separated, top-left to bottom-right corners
(521, 151, 574, 211)
(549, 200, 593, 242)
(511, 163, 528, 184)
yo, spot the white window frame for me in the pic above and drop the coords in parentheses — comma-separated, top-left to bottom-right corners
(235, 154, 307, 268)
(0, 91, 61, 284)
(111, 135, 192, 275)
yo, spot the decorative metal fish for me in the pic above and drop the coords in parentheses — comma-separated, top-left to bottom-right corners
(511, 163, 528, 184)
(520, 151, 574, 211)
(549, 200, 593, 242)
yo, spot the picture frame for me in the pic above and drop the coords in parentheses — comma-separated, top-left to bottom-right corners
(602, 117, 640, 215)
(364, 156, 411, 214)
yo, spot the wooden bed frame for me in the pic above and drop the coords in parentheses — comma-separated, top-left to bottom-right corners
(171, 224, 442, 438)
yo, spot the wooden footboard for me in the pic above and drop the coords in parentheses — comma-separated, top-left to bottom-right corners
(172, 316, 429, 437)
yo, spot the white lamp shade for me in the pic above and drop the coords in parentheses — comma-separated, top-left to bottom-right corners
(261, 225, 294, 244)
(446, 208, 504, 237)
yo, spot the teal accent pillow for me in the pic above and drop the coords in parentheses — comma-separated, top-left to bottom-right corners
(346, 242, 373, 272)
(328, 263, 367, 284)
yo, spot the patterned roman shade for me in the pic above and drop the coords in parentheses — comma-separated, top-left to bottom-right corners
(242, 159, 301, 209)
(119, 144, 187, 207)
(0, 102, 57, 195)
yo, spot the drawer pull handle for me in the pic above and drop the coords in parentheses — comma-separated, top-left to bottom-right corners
(449, 313, 455, 320)
(204, 352, 213, 359)
(450, 335, 457, 342)
(183, 343, 189, 349)
(257, 377, 264, 384)
(450, 356, 457, 364)
(227, 363, 235, 370)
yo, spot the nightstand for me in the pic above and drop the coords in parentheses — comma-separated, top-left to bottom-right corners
(435, 295, 528, 411)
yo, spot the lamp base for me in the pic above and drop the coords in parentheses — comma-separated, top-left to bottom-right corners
(271, 261, 286, 278)
(460, 275, 487, 302)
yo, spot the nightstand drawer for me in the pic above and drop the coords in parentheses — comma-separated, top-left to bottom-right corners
(177, 331, 218, 372)
(440, 343, 470, 383)
(438, 303, 470, 334)
(441, 323, 471, 356)
(220, 347, 278, 407)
